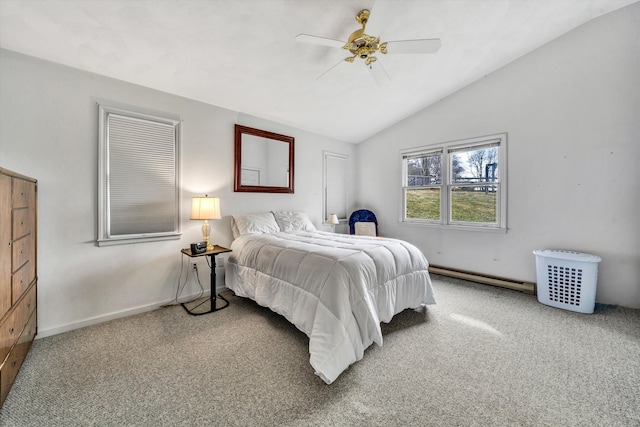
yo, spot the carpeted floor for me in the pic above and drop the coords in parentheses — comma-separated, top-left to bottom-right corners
(1, 275, 639, 426)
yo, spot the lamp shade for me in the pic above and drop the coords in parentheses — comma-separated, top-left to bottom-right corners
(190, 196, 221, 220)
(328, 214, 339, 225)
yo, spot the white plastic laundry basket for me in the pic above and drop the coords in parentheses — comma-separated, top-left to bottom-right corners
(533, 249, 601, 314)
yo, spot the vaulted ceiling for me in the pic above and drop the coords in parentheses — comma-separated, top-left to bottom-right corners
(1, 0, 636, 143)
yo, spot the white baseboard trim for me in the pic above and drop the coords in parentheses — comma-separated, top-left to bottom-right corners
(36, 287, 229, 339)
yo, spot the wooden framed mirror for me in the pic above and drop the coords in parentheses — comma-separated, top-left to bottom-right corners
(234, 124, 295, 193)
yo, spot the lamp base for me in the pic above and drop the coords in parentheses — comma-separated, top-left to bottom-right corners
(202, 220, 213, 250)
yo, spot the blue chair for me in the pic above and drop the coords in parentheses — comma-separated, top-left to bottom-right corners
(349, 209, 378, 236)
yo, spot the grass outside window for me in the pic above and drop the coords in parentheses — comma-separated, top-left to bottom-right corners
(450, 188, 497, 223)
(406, 188, 497, 223)
(406, 188, 440, 220)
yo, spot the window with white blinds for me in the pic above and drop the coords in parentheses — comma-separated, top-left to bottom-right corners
(98, 104, 181, 246)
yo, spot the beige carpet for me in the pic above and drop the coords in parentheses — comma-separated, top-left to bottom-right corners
(1, 275, 639, 426)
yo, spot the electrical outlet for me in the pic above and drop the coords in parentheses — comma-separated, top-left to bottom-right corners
(192, 263, 198, 271)
(217, 257, 225, 268)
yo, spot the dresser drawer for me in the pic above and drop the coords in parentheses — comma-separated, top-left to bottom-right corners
(12, 265, 34, 306)
(0, 344, 21, 405)
(11, 235, 32, 274)
(0, 311, 35, 406)
(17, 310, 36, 347)
(0, 283, 34, 364)
(12, 208, 32, 240)
(0, 308, 17, 364)
(11, 179, 33, 209)
(13, 284, 36, 335)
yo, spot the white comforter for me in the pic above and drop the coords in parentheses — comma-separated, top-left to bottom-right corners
(224, 230, 435, 384)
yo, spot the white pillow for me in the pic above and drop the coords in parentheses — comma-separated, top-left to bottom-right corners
(272, 211, 316, 232)
(230, 217, 241, 239)
(232, 212, 281, 237)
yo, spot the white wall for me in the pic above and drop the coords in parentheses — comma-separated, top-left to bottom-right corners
(356, 4, 640, 308)
(0, 49, 356, 337)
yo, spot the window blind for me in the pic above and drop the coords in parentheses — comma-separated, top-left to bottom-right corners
(403, 148, 443, 160)
(107, 114, 177, 236)
(447, 139, 501, 154)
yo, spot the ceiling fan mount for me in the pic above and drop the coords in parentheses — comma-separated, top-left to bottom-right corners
(355, 8, 370, 26)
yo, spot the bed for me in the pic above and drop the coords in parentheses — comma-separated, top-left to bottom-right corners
(224, 211, 436, 384)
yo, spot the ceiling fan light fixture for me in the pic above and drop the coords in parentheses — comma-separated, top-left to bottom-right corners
(345, 35, 381, 59)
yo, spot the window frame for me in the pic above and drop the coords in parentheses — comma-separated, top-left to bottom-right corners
(97, 103, 182, 246)
(400, 133, 507, 232)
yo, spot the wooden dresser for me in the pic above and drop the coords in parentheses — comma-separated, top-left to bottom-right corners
(0, 168, 37, 407)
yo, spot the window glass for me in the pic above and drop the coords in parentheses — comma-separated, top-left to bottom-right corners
(406, 188, 441, 221)
(406, 152, 442, 185)
(450, 185, 497, 223)
(450, 145, 499, 185)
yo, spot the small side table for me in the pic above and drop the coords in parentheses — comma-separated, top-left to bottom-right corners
(180, 245, 232, 316)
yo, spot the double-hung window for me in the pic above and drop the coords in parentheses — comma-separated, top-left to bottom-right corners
(401, 133, 507, 231)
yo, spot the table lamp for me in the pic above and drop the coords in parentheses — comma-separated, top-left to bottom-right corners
(328, 214, 339, 233)
(190, 195, 221, 250)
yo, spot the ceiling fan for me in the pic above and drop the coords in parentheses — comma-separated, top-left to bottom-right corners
(296, 8, 441, 85)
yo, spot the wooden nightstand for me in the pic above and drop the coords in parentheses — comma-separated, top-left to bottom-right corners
(180, 245, 231, 316)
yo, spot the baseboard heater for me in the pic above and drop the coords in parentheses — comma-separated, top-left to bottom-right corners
(428, 264, 535, 294)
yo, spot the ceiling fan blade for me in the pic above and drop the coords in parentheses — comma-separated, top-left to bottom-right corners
(369, 60, 391, 87)
(364, 0, 390, 38)
(296, 34, 344, 48)
(316, 58, 347, 81)
(385, 39, 442, 54)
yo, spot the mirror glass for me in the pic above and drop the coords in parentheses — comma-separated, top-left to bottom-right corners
(234, 125, 294, 193)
